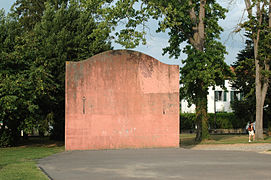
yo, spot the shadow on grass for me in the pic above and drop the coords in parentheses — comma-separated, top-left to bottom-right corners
(264, 136, 271, 141)
(17, 137, 64, 148)
(179, 133, 256, 149)
(179, 134, 199, 149)
(207, 134, 245, 142)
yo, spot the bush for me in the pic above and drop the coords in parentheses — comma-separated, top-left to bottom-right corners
(180, 113, 196, 131)
(0, 129, 15, 147)
(180, 112, 246, 130)
(231, 99, 255, 126)
(208, 113, 246, 129)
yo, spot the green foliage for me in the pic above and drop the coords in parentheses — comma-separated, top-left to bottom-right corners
(0, 0, 112, 145)
(180, 113, 196, 130)
(0, 130, 15, 147)
(208, 113, 245, 129)
(180, 113, 243, 130)
(0, 11, 57, 145)
(87, 0, 148, 48)
(0, 11, 37, 146)
(12, 0, 69, 31)
(231, 99, 255, 126)
(180, 44, 231, 104)
(232, 34, 255, 93)
(12, 0, 47, 31)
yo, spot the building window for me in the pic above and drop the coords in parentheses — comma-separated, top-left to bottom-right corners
(215, 91, 223, 101)
(224, 91, 227, 101)
(215, 91, 228, 101)
(230, 91, 240, 101)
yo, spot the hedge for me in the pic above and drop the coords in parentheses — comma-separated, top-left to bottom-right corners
(180, 112, 247, 130)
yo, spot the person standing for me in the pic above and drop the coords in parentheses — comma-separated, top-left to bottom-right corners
(248, 122, 255, 142)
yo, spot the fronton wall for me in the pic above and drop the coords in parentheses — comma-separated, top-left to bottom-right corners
(65, 50, 179, 150)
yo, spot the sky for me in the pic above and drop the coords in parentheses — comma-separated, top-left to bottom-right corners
(0, 0, 248, 66)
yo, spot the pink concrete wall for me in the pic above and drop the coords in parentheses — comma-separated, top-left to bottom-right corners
(65, 50, 179, 150)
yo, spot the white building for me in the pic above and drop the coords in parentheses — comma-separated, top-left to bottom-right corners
(181, 80, 242, 113)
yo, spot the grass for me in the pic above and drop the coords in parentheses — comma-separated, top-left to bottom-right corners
(0, 138, 64, 180)
(180, 133, 271, 147)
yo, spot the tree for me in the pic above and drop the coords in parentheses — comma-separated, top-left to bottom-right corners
(0, 0, 112, 146)
(232, 29, 271, 134)
(0, 9, 54, 146)
(231, 34, 256, 125)
(239, 0, 271, 139)
(12, 0, 68, 31)
(32, 1, 112, 140)
(12, 0, 48, 31)
(93, 0, 232, 141)
(0, 10, 23, 146)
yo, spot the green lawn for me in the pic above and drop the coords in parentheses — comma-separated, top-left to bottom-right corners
(180, 133, 271, 147)
(0, 139, 64, 180)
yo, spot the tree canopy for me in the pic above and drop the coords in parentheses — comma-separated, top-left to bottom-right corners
(0, 0, 112, 146)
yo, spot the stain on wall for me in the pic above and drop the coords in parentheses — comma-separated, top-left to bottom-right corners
(65, 50, 179, 150)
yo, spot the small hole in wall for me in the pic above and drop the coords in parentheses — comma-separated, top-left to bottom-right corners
(82, 96, 86, 114)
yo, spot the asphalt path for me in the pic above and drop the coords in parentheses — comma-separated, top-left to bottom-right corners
(38, 147, 271, 180)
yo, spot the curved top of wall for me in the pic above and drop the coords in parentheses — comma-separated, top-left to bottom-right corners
(66, 49, 179, 95)
(66, 49, 178, 67)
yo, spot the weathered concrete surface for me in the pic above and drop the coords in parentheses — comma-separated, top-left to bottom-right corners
(65, 50, 179, 150)
(38, 148, 271, 180)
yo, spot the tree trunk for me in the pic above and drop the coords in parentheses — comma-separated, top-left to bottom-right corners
(268, 0, 271, 136)
(189, 0, 206, 50)
(189, 0, 209, 141)
(254, 1, 269, 140)
(269, 1, 271, 28)
(255, 60, 264, 139)
(244, 0, 269, 140)
(195, 86, 209, 142)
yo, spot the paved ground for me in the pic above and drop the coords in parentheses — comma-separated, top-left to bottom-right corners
(188, 143, 271, 152)
(38, 144, 271, 180)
